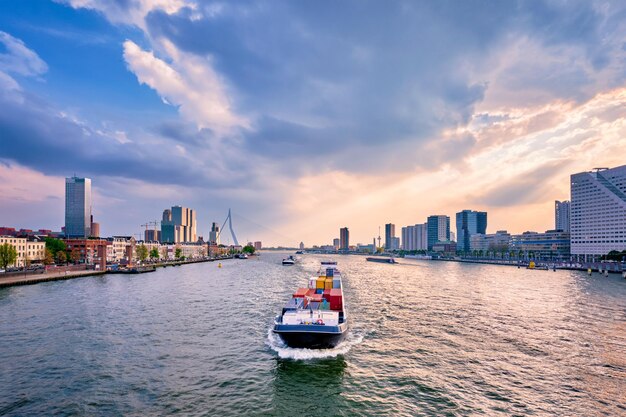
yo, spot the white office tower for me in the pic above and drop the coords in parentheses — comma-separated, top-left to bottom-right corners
(571, 166, 626, 258)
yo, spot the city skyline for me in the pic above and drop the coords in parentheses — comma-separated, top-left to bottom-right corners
(1, 1, 626, 246)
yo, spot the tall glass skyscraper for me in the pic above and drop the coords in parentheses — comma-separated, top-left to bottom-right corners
(555, 200, 570, 232)
(427, 215, 450, 250)
(65, 177, 92, 238)
(456, 210, 487, 253)
(339, 227, 349, 251)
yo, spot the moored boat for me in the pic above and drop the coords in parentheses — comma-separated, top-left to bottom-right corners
(273, 261, 348, 349)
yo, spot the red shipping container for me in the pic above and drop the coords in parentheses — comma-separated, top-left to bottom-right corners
(323, 289, 331, 301)
(293, 288, 308, 298)
(308, 294, 323, 302)
(329, 289, 343, 310)
(305, 288, 316, 297)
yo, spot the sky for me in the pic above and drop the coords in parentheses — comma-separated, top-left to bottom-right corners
(0, 0, 625, 247)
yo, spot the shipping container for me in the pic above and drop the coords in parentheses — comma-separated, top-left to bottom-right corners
(316, 278, 326, 289)
(293, 288, 309, 297)
(323, 289, 331, 301)
(326, 268, 334, 277)
(308, 293, 324, 302)
(324, 278, 333, 290)
(305, 288, 316, 297)
(333, 279, 341, 289)
(316, 288, 323, 294)
(308, 277, 317, 289)
(329, 288, 343, 310)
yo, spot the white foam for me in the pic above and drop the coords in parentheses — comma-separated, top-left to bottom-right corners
(266, 328, 364, 360)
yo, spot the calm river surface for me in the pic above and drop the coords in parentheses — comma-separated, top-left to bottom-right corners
(1, 253, 625, 416)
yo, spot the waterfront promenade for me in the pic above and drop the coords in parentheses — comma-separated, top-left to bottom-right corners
(0, 256, 234, 289)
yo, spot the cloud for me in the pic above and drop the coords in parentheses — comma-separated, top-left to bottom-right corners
(58, 0, 190, 29)
(0, 31, 48, 77)
(123, 39, 248, 134)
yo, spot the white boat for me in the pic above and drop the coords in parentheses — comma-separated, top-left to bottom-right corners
(282, 255, 296, 265)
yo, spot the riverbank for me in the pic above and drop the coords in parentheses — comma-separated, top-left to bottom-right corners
(0, 256, 234, 289)
(428, 257, 626, 274)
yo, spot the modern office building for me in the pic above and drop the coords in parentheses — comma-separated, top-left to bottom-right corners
(510, 230, 570, 259)
(470, 230, 511, 253)
(427, 215, 450, 250)
(65, 176, 92, 238)
(384, 223, 396, 250)
(254, 241, 262, 250)
(555, 200, 570, 232)
(161, 206, 197, 243)
(209, 222, 220, 245)
(456, 210, 487, 253)
(333, 238, 340, 249)
(571, 166, 626, 258)
(339, 227, 349, 251)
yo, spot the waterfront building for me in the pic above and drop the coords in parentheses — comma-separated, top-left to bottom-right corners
(357, 243, 375, 252)
(65, 176, 92, 238)
(555, 200, 570, 232)
(432, 241, 457, 254)
(339, 227, 349, 251)
(254, 241, 262, 250)
(571, 166, 626, 258)
(333, 238, 340, 250)
(161, 206, 197, 243)
(385, 223, 396, 250)
(427, 215, 450, 250)
(0, 236, 46, 267)
(510, 230, 570, 260)
(299, 242, 304, 250)
(64, 238, 110, 265)
(106, 236, 135, 263)
(456, 210, 487, 254)
(470, 230, 511, 253)
(391, 237, 400, 251)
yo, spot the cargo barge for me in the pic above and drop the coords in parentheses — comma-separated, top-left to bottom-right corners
(366, 257, 396, 264)
(273, 261, 348, 349)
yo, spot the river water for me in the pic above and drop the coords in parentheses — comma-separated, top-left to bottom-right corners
(0, 253, 624, 416)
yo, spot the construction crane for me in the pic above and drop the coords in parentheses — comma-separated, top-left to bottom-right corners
(141, 220, 160, 241)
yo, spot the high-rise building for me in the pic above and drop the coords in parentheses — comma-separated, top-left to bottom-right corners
(65, 176, 92, 238)
(402, 223, 429, 251)
(571, 166, 626, 258)
(339, 227, 349, 251)
(427, 215, 450, 250)
(384, 223, 396, 250)
(161, 206, 197, 243)
(209, 222, 220, 244)
(254, 241, 262, 250)
(299, 242, 304, 250)
(456, 210, 488, 253)
(555, 200, 570, 232)
(333, 238, 340, 249)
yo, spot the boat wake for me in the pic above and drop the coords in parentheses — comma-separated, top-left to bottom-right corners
(266, 328, 363, 360)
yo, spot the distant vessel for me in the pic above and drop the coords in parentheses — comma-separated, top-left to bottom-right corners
(235, 254, 249, 259)
(366, 257, 396, 264)
(295, 250, 304, 255)
(273, 261, 348, 348)
(282, 255, 296, 265)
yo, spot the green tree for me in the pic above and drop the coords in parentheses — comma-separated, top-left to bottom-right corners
(70, 249, 81, 264)
(242, 244, 255, 254)
(44, 237, 66, 257)
(175, 247, 182, 259)
(0, 243, 18, 269)
(136, 244, 149, 262)
(150, 248, 159, 260)
(56, 251, 67, 265)
(43, 249, 55, 265)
